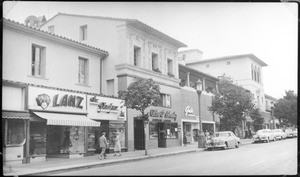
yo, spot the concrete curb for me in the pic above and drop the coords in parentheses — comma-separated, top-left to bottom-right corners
(4, 148, 205, 176)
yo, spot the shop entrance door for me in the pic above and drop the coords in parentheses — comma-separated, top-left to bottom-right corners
(158, 123, 166, 148)
(134, 119, 145, 150)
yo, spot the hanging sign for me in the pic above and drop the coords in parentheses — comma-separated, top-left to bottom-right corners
(149, 109, 177, 120)
(87, 95, 126, 121)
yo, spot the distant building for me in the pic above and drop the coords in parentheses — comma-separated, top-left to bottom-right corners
(179, 50, 276, 133)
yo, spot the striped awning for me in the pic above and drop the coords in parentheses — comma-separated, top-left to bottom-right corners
(2, 111, 30, 119)
(33, 112, 100, 127)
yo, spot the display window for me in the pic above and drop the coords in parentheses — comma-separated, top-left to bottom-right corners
(30, 122, 46, 155)
(69, 126, 85, 154)
(149, 122, 158, 139)
(6, 119, 25, 145)
(108, 123, 125, 148)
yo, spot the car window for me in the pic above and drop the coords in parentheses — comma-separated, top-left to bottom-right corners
(213, 133, 229, 137)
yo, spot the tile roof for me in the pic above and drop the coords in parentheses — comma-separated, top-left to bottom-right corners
(43, 12, 187, 48)
(3, 18, 109, 55)
(186, 53, 268, 67)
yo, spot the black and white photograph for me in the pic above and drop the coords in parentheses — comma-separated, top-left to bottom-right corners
(2, 1, 298, 176)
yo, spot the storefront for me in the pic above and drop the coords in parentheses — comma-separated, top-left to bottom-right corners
(27, 86, 100, 160)
(147, 108, 179, 149)
(87, 95, 127, 153)
(182, 105, 199, 145)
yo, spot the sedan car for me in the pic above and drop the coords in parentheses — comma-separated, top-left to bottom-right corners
(253, 129, 276, 143)
(272, 129, 287, 140)
(205, 131, 240, 150)
(285, 129, 296, 138)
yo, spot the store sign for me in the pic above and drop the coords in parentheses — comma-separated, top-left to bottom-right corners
(185, 106, 195, 117)
(28, 86, 86, 113)
(149, 109, 177, 120)
(87, 95, 126, 120)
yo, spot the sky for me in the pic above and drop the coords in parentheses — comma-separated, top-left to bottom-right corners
(3, 2, 298, 99)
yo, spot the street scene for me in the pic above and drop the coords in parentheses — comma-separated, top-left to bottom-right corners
(2, 2, 298, 176)
(55, 138, 297, 176)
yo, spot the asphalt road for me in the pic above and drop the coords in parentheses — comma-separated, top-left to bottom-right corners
(56, 138, 297, 176)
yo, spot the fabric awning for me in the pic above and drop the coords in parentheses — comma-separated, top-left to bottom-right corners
(33, 112, 100, 127)
(2, 111, 30, 119)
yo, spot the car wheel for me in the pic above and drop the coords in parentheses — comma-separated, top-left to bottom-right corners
(235, 141, 239, 148)
(223, 142, 228, 150)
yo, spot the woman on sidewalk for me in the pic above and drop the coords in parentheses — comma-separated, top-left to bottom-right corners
(113, 132, 122, 156)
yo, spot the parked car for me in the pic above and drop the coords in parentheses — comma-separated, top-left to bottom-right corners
(205, 131, 240, 150)
(285, 129, 295, 138)
(272, 129, 287, 140)
(292, 129, 297, 137)
(253, 129, 276, 143)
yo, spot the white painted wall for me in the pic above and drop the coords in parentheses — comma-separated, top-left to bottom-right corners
(41, 15, 181, 96)
(3, 27, 102, 94)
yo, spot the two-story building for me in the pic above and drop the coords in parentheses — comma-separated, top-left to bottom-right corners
(40, 13, 188, 151)
(178, 50, 275, 135)
(3, 18, 126, 164)
(264, 94, 279, 129)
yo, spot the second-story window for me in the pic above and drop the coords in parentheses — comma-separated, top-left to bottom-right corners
(152, 53, 158, 71)
(206, 64, 210, 68)
(31, 44, 45, 77)
(48, 25, 54, 34)
(167, 59, 173, 75)
(134, 46, 141, 66)
(78, 57, 88, 84)
(80, 25, 87, 41)
(160, 93, 171, 108)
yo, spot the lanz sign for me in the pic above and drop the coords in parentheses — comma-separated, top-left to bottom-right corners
(28, 86, 86, 113)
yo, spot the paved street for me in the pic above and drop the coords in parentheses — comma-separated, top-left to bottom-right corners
(55, 138, 297, 176)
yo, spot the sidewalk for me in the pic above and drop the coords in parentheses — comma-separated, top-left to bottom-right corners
(3, 139, 253, 176)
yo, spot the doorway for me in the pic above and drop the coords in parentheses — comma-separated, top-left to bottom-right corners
(134, 119, 145, 150)
(158, 123, 166, 148)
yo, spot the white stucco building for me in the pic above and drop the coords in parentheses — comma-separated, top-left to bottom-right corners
(40, 13, 190, 151)
(178, 50, 275, 130)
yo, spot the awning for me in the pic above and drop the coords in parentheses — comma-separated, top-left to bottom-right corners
(2, 111, 30, 119)
(33, 112, 100, 127)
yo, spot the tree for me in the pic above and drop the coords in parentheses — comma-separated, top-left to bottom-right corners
(250, 108, 264, 131)
(118, 77, 162, 155)
(209, 75, 255, 134)
(274, 90, 297, 126)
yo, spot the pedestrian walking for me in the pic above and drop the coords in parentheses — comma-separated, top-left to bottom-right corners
(113, 132, 122, 156)
(205, 130, 210, 141)
(98, 131, 108, 160)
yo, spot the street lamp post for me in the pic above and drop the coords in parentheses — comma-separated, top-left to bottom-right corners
(271, 106, 276, 129)
(196, 79, 206, 148)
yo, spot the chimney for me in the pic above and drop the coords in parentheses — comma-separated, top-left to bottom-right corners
(24, 15, 46, 29)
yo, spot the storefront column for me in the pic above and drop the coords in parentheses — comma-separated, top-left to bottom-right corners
(187, 72, 190, 87)
(24, 120, 30, 163)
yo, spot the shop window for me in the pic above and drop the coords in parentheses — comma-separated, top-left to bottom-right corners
(149, 122, 158, 139)
(166, 123, 178, 139)
(109, 123, 126, 148)
(78, 57, 88, 85)
(31, 44, 46, 77)
(6, 119, 25, 145)
(160, 93, 171, 108)
(80, 25, 87, 41)
(30, 122, 46, 155)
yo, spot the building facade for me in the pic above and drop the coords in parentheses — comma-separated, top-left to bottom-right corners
(2, 18, 125, 165)
(179, 50, 276, 135)
(40, 13, 189, 151)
